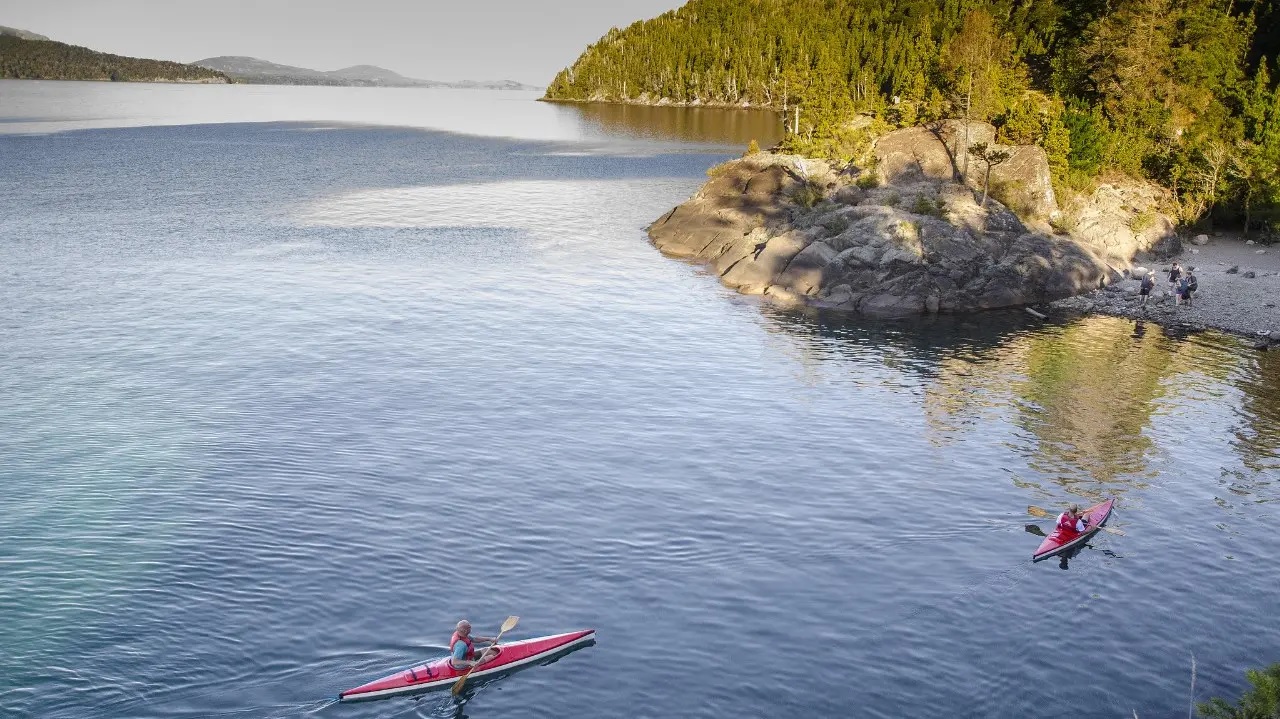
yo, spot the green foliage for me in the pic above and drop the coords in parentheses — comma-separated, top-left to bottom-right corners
(1063, 103, 1107, 175)
(1232, 59, 1280, 236)
(1049, 210, 1080, 234)
(779, 124, 875, 163)
(822, 213, 851, 234)
(0, 35, 227, 82)
(1198, 663, 1280, 719)
(856, 172, 881, 189)
(746, 139, 761, 154)
(999, 100, 1044, 144)
(545, 0, 1280, 230)
(706, 161, 734, 178)
(970, 141, 1013, 208)
(911, 195, 943, 216)
(1130, 210, 1158, 234)
(1042, 110, 1073, 179)
(790, 179, 826, 208)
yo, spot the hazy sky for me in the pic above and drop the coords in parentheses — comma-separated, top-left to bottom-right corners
(0, 0, 683, 84)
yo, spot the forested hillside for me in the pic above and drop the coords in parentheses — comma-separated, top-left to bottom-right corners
(546, 0, 1280, 232)
(0, 35, 228, 83)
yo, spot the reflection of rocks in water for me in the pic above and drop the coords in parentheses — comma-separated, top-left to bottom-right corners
(753, 304, 1047, 387)
(554, 101, 784, 147)
(1160, 323, 1207, 341)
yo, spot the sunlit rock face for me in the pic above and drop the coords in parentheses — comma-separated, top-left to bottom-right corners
(648, 149, 1117, 317)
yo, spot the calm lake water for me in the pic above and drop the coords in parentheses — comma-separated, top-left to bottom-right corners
(1, 81, 1277, 719)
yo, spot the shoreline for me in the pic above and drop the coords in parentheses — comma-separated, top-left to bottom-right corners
(0, 77, 541, 90)
(0, 76, 229, 84)
(1049, 234, 1280, 346)
(539, 95, 778, 112)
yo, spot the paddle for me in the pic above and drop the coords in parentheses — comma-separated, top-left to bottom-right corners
(1028, 505, 1125, 536)
(451, 616, 519, 695)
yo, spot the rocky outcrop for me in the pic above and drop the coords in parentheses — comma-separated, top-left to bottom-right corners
(649, 152, 1114, 316)
(648, 119, 1189, 317)
(1064, 181, 1177, 263)
(873, 121, 1058, 221)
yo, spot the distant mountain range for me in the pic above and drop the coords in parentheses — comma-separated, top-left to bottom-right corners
(0, 25, 539, 90)
(193, 56, 541, 91)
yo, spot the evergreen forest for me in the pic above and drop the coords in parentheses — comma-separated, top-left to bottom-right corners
(0, 35, 228, 84)
(545, 0, 1280, 234)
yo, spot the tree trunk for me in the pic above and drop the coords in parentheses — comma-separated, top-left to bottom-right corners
(981, 163, 992, 207)
(1244, 185, 1253, 238)
(961, 68, 974, 181)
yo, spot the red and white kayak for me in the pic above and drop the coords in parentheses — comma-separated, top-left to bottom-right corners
(339, 629, 595, 702)
(1033, 499, 1115, 562)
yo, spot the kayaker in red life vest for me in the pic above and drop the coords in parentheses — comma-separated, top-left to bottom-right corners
(449, 620, 499, 670)
(1056, 505, 1090, 535)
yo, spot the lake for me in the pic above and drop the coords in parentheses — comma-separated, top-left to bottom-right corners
(1, 80, 1277, 719)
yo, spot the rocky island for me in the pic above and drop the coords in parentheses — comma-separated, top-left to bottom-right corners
(549, 0, 1280, 345)
(650, 120, 1171, 315)
(649, 122, 1279, 344)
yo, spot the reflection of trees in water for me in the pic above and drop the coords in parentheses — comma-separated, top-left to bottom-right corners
(552, 101, 784, 147)
(1013, 320, 1178, 487)
(1233, 348, 1280, 473)
(935, 320, 1241, 498)
(759, 309, 1272, 503)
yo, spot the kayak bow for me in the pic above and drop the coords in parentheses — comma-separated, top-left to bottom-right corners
(339, 629, 595, 702)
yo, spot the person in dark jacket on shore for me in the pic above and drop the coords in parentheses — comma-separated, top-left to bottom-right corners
(1140, 270, 1156, 307)
(1168, 262, 1183, 304)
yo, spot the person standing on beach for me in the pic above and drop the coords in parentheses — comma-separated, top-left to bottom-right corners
(1168, 262, 1183, 304)
(1140, 271, 1155, 307)
(1183, 268, 1198, 307)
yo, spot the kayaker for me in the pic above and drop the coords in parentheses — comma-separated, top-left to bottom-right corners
(449, 620, 499, 670)
(1056, 505, 1089, 534)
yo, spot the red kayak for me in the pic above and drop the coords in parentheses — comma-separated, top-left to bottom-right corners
(339, 630, 595, 702)
(1032, 499, 1115, 562)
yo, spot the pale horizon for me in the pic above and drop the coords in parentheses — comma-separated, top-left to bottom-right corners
(0, 0, 684, 85)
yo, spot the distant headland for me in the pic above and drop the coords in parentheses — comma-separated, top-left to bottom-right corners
(191, 56, 540, 90)
(0, 25, 540, 90)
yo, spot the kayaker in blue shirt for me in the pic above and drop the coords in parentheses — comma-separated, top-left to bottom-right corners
(449, 620, 499, 670)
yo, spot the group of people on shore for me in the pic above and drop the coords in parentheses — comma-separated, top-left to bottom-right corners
(1138, 261, 1198, 308)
